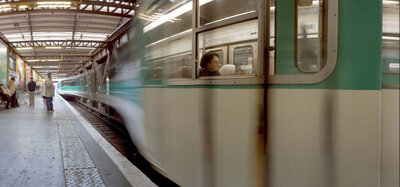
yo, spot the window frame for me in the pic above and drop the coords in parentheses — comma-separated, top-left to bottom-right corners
(294, 0, 327, 73)
(267, 0, 338, 84)
(229, 42, 258, 76)
(146, 0, 337, 85)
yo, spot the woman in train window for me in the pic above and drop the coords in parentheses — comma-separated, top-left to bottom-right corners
(199, 52, 221, 77)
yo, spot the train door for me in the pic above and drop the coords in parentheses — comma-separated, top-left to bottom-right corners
(264, 0, 342, 186)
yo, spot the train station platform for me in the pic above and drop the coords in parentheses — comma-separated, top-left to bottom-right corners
(0, 93, 155, 187)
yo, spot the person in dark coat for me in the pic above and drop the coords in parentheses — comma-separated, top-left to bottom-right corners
(199, 52, 221, 77)
(27, 77, 37, 107)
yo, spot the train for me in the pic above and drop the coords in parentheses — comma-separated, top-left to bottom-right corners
(57, 0, 399, 186)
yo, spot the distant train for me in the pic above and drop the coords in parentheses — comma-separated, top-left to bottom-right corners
(58, 0, 399, 186)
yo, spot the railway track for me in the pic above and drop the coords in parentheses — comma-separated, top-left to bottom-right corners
(66, 98, 178, 187)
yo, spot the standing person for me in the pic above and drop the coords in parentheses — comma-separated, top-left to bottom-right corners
(27, 77, 37, 107)
(44, 73, 55, 113)
(41, 82, 46, 105)
(6, 77, 18, 108)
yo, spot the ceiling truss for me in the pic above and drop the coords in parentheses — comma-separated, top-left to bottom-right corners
(0, 0, 136, 79)
(12, 40, 106, 48)
(23, 55, 89, 60)
(0, 0, 135, 18)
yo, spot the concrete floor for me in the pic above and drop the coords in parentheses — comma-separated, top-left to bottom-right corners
(0, 93, 148, 187)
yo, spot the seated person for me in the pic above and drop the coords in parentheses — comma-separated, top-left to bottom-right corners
(0, 84, 3, 102)
(199, 52, 221, 77)
(0, 84, 11, 108)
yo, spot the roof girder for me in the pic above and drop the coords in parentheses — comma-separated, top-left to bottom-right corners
(12, 40, 106, 48)
(0, 0, 135, 18)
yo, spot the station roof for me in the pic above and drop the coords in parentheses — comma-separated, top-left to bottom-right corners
(0, 0, 136, 79)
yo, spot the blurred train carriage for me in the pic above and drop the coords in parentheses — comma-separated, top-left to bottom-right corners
(58, 0, 399, 186)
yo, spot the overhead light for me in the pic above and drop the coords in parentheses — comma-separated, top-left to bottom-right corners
(0, 7, 12, 11)
(45, 46, 64, 49)
(67, 47, 96, 50)
(36, 1, 72, 8)
(19, 5, 28, 9)
(27, 59, 60, 62)
(37, 5, 71, 8)
(383, 0, 400, 5)
(383, 36, 400, 41)
(37, 1, 72, 5)
(0, 5, 11, 8)
(143, 0, 214, 33)
(16, 47, 33, 50)
(31, 66, 59, 68)
(389, 63, 399, 69)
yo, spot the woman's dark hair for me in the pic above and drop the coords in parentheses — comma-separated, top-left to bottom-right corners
(11, 77, 15, 81)
(200, 52, 219, 69)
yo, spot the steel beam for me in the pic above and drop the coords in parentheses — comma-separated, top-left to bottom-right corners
(12, 40, 106, 48)
(0, 0, 135, 18)
(0, 20, 120, 27)
(0, 25, 116, 32)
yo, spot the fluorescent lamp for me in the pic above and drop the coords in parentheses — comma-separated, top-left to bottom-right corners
(144, 0, 214, 33)
(19, 5, 28, 9)
(37, 5, 71, 8)
(383, 36, 400, 41)
(0, 5, 11, 9)
(45, 46, 64, 49)
(31, 66, 59, 68)
(16, 47, 33, 50)
(0, 7, 11, 11)
(389, 63, 399, 69)
(67, 47, 96, 50)
(27, 59, 60, 62)
(383, 0, 400, 5)
(37, 1, 72, 5)
(205, 10, 256, 26)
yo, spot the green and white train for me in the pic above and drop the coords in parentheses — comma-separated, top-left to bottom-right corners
(58, 0, 399, 186)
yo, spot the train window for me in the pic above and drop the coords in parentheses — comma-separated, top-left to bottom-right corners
(389, 63, 400, 73)
(233, 46, 254, 75)
(141, 0, 194, 80)
(141, 0, 193, 45)
(382, 0, 399, 87)
(198, 20, 259, 77)
(382, 1, 399, 74)
(295, 0, 327, 73)
(268, 0, 337, 84)
(269, 0, 276, 75)
(120, 34, 129, 46)
(165, 54, 192, 79)
(199, 0, 257, 26)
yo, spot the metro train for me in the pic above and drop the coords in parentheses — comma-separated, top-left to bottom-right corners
(57, 0, 399, 186)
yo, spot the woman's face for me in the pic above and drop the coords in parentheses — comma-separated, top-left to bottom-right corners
(207, 56, 220, 71)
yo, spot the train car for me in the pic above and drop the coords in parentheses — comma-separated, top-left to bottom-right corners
(58, 0, 399, 186)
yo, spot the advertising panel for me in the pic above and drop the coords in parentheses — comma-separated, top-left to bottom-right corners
(33, 70, 37, 81)
(0, 42, 7, 85)
(16, 55, 25, 91)
(9, 57, 15, 72)
(27, 66, 32, 81)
